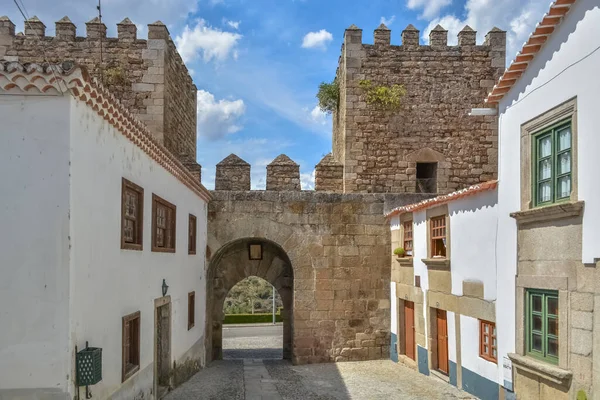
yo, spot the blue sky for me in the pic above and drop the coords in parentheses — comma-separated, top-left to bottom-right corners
(6, 0, 551, 188)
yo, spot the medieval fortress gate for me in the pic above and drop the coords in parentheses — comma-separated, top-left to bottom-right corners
(0, 16, 504, 364)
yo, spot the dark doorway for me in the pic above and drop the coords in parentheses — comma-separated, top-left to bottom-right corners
(155, 300, 172, 399)
(416, 162, 438, 193)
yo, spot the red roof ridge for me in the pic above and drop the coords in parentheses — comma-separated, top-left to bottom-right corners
(0, 61, 212, 202)
(385, 180, 498, 218)
(485, 0, 577, 104)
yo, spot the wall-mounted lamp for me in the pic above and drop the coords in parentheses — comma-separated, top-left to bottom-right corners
(162, 279, 169, 297)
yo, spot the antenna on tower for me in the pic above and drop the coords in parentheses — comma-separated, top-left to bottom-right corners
(97, 0, 104, 83)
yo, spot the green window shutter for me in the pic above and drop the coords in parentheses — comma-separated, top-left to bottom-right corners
(532, 120, 572, 207)
(526, 289, 559, 364)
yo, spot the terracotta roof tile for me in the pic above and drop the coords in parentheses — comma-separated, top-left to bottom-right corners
(486, 0, 577, 104)
(385, 180, 498, 218)
(0, 62, 211, 202)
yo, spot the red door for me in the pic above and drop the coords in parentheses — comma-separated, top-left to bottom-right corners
(436, 309, 449, 374)
(404, 301, 415, 360)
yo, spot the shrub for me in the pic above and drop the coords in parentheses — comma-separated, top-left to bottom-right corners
(359, 80, 406, 110)
(393, 247, 406, 257)
(316, 79, 339, 114)
(223, 313, 283, 324)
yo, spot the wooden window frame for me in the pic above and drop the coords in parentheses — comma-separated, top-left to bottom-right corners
(532, 120, 572, 207)
(121, 178, 144, 251)
(122, 311, 141, 382)
(151, 194, 176, 253)
(430, 215, 447, 258)
(479, 320, 497, 363)
(188, 291, 195, 330)
(188, 214, 197, 255)
(403, 221, 413, 256)
(526, 289, 559, 364)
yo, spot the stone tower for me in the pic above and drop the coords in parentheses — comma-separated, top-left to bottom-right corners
(0, 16, 200, 178)
(329, 23, 506, 194)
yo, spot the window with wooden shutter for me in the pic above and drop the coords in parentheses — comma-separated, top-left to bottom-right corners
(403, 221, 413, 256)
(430, 215, 447, 258)
(121, 178, 144, 250)
(122, 311, 141, 382)
(152, 194, 176, 253)
(188, 215, 197, 255)
(188, 291, 195, 330)
(479, 320, 497, 363)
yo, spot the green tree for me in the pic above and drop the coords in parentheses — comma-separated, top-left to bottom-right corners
(316, 79, 339, 114)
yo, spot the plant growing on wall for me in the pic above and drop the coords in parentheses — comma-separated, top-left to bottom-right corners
(359, 80, 406, 110)
(103, 66, 129, 87)
(316, 78, 339, 114)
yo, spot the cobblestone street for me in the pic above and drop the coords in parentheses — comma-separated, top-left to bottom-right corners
(165, 359, 476, 400)
(166, 324, 475, 399)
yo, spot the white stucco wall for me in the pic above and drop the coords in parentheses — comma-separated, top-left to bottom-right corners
(497, 0, 600, 387)
(0, 95, 72, 394)
(498, 0, 600, 264)
(68, 99, 208, 398)
(390, 282, 397, 336)
(461, 315, 498, 383)
(447, 311, 456, 364)
(448, 190, 498, 301)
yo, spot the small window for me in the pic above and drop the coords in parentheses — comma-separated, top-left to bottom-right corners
(188, 214, 197, 255)
(479, 320, 497, 363)
(403, 221, 413, 256)
(152, 194, 176, 253)
(121, 178, 144, 250)
(526, 289, 559, 364)
(430, 215, 446, 258)
(188, 291, 195, 330)
(416, 162, 437, 193)
(248, 243, 262, 260)
(122, 311, 141, 382)
(533, 121, 572, 206)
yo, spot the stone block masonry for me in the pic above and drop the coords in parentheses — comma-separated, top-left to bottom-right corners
(332, 23, 505, 194)
(207, 190, 434, 364)
(0, 15, 199, 176)
(267, 154, 301, 191)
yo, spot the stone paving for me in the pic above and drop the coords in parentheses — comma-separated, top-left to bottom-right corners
(165, 359, 476, 400)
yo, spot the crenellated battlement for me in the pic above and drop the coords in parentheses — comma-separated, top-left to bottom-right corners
(343, 22, 506, 50)
(213, 153, 346, 192)
(0, 15, 199, 176)
(331, 22, 506, 194)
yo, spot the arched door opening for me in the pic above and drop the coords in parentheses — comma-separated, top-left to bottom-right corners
(222, 276, 284, 359)
(206, 238, 293, 362)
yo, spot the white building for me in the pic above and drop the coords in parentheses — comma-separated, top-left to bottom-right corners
(0, 62, 211, 400)
(485, 0, 600, 398)
(387, 181, 510, 399)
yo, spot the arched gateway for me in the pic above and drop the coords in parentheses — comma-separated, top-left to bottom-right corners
(207, 238, 294, 361)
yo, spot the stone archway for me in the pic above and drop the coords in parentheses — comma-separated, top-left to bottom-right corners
(206, 238, 294, 362)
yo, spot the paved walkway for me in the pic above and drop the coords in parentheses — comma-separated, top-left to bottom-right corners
(165, 359, 476, 400)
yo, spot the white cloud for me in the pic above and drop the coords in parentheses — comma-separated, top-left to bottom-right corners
(380, 15, 396, 26)
(407, 0, 452, 19)
(175, 20, 242, 63)
(300, 170, 315, 190)
(224, 20, 241, 30)
(197, 90, 246, 140)
(301, 29, 333, 50)
(420, 0, 550, 63)
(307, 105, 327, 126)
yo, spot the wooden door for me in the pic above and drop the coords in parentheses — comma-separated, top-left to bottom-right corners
(436, 309, 449, 374)
(404, 301, 415, 360)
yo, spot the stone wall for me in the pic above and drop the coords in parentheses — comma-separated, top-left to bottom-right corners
(215, 154, 251, 191)
(266, 154, 301, 191)
(206, 190, 433, 364)
(0, 16, 198, 171)
(315, 153, 343, 193)
(333, 24, 505, 194)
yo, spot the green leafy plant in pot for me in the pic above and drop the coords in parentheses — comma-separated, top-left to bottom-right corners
(393, 247, 406, 258)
